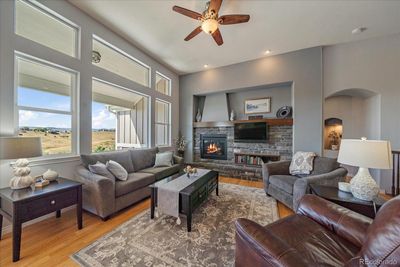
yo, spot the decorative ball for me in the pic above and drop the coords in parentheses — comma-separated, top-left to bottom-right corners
(13, 167, 31, 177)
(14, 158, 30, 167)
(43, 169, 58, 181)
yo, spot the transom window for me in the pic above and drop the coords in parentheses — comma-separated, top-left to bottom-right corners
(16, 55, 78, 155)
(156, 72, 171, 96)
(15, 0, 79, 58)
(92, 36, 150, 87)
(155, 100, 171, 146)
(92, 79, 149, 152)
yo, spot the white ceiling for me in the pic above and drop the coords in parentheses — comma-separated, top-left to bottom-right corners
(69, 0, 400, 74)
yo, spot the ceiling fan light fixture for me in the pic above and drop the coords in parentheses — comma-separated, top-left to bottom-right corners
(201, 19, 219, 34)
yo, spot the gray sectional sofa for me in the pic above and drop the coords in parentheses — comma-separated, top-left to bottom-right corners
(74, 147, 183, 220)
(262, 156, 347, 211)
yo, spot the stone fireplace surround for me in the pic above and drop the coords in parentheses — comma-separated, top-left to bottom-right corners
(193, 124, 293, 180)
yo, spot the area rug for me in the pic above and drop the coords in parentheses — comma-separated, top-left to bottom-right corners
(72, 183, 278, 267)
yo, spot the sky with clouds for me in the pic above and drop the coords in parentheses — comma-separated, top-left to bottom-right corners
(18, 87, 116, 129)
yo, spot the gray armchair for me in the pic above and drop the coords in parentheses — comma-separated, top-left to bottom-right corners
(262, 156, 347, 211)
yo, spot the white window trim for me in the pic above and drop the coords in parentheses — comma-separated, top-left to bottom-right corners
(92, 77, 151, 150)
(155, 99, 171, 146)
(92, 35, 151, 88)
(155, 71, 172, 96)
(15, 0, 81, 59)
(14, 52, 80, 158)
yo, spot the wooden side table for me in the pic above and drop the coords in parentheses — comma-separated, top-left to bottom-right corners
(0, 178, 82, 262)
(310, 184, 386, 219)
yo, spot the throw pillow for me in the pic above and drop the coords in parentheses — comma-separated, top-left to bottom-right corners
(289, 151, 317, 175)
(154, 152, 173, 167)
(106, 160, 128, 181)
(88, 161, 115, 180)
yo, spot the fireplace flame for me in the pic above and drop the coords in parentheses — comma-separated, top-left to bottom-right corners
(207, 143, 221, 154)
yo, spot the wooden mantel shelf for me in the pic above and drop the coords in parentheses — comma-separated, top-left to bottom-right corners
(193, 118, 293, 128)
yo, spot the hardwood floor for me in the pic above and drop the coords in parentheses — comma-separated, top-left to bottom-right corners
(0, 176, 292, 266)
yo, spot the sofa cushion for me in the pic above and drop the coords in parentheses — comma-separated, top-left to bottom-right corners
(106, 160, 128, 181)
(269, 175, 298, 195)
(154, 152, 173, 167)
(140, 164, 181, 181)
(130, 147, 158, 171)
(81, 150, 135, 173)
(311, 157, 340, 175)
(115, 172, 155, 197)
(88, 161, 115, 180)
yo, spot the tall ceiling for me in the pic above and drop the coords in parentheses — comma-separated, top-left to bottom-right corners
(69, 0, 400, 74)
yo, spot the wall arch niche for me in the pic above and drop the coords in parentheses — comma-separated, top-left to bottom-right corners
(323, 88, 381, 159)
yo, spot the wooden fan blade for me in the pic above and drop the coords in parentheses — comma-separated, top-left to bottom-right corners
(219, 14, 250, 25)
(172, 6, 202, 20)
(212, 28, 223, 46)
(184, 26, 203, 41)
(209, 0, 223, 14)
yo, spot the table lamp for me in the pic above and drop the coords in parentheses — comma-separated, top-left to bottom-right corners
(337, 138, 392, 201)
(0, 137, 43, 189)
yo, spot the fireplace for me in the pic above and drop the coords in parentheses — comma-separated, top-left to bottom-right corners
(200, 134, 227, 160)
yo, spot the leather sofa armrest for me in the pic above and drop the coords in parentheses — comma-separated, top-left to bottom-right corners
(75, 165, 116, 219)
(297, 194, 372, 248)
(235, 218, 309, 267)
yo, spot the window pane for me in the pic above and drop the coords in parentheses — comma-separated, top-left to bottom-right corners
(93, 38, 149, 87)
(15, 0, 78, 57)
(156, 72, 171, 96)
(92, 80, 149, 152)
(18, 110, 72, 155)
(16, 56, 76, 156)
(155, 100, 170, 146)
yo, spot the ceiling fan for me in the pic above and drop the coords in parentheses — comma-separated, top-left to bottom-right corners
(172, 0, 250, 46)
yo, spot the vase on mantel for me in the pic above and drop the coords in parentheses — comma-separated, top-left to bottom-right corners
(196, 109, 202, 122)
(230, 110, 235, 121)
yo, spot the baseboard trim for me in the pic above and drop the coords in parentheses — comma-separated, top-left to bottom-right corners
(1, 206, 74, 236)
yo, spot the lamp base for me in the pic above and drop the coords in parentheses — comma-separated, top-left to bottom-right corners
(350, 167, 379, 201)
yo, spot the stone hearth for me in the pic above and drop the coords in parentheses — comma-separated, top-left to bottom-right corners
(193, 125, 293, 180)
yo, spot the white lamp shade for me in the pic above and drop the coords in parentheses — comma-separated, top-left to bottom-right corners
(338, 139, 392, 169)
(0, 137, 43, 160)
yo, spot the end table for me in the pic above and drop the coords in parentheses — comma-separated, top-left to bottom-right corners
(310, 184, 386, 219)
(0, 178, 82, 262)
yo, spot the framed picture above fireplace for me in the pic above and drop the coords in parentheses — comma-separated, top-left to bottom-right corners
(245, 97, 271, 114)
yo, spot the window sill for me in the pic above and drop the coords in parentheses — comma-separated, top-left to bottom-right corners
(11, 155, 81, 167)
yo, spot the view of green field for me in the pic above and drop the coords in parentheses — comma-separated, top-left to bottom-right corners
(19, 130, 115, 154)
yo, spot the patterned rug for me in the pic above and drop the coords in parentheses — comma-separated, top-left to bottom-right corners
(72, 183, 278, 267)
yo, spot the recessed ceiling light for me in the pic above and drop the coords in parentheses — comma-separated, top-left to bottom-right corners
(265, 50, 271, 54)
(204, 64, 208, 68)
(352, 27, 367, 35)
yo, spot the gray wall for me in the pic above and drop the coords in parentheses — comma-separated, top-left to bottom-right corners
(228, 85, 292, 120)
(324, 34, 400, 190)
(180, 47, 323, 162)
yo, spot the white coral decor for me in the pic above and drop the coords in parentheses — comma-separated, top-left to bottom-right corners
(10, 158, 34, 189)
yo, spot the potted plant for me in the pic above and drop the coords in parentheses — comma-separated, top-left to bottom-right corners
(174, 133, 187, 157)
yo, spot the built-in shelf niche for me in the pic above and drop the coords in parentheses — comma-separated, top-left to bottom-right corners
(324, 118, 343, 151)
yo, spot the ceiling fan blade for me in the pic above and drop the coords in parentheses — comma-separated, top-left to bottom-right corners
(184, 26, 203, 41)
(219, 14, 250, 25)
(172, 6, 202, 20)
(212, 28, 223, 46)
(208, 0, 223, 14)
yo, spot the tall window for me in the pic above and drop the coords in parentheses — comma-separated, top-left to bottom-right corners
(92, 79, 149, 152)
(15, 0, 79, 57)
(155, 100, 171, 146)
(92, 36, 150, 87)
(156, 72, 171, 96)
(16, 55, 78, 155)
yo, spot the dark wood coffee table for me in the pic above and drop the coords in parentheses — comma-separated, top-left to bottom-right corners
(0, 178, 82, 262)
(310, 184, 386, 218)
(150, 170, 219, 232)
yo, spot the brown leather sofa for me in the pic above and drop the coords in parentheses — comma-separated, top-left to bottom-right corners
(235, 194, 400, 267)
